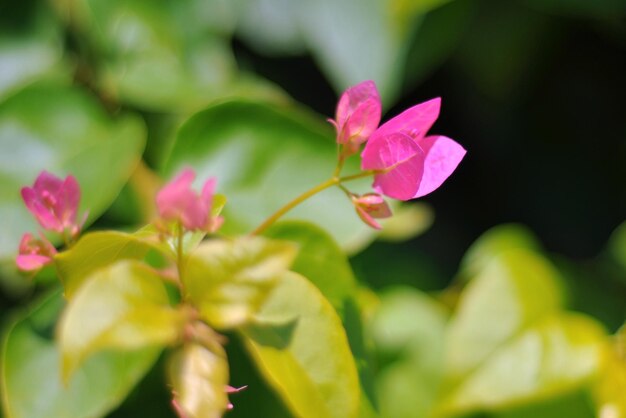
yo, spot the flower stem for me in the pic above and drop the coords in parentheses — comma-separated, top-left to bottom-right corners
(250, 170, 378, 236)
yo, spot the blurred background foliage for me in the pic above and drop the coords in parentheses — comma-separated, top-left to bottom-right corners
(0, 0, 624, 417)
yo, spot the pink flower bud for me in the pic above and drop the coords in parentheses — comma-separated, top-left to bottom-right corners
(156, 169, 222, 232)
(226, 385, 247, 410)
(21, 171, 83, 235)
(331, 80, 382, 155)
(361, 98, 466, 200)
(351, 193, 392, 229)
(16, 233, 57, 271)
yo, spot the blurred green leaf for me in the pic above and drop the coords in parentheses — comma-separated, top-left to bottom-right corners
(370, 287, 448, 418)
(168, 342, 229, 418)
(57, 0, 279, 111)
(0, 83, 145, 262)
(58, 260, 184, 381)
(458, 224, 543, 282)
(55, 230, 166, 299)
(164, 100, 376, 249)
(185, 237, 297, 330)
(0, 3, 69, 100)
(240, 272, 360, 418)
(437, 249, 607, 416)
(234, 0, 454, 101)
(1, 290, 160, 418)
(606, 221, 626, 278)
(378, 203, 434, 242)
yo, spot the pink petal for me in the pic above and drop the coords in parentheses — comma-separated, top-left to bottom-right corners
(413, 135, 466, 198)
(369, 97, 440, 144)
(156, 169, 197, 220)
(33, 171, 63, 193)
(362, 133, 425, 201)
(201, 178, 216, 209)
(16, 254, 51, 271)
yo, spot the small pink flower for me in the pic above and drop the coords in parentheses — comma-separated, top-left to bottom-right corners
(361, 97, 466, 201)
(21, 171, 83, 235)
(330, 80, 382, 156)
(156, 169, 222, 232)
(16, 233, 57, 271)
(351, 193, 392, 229)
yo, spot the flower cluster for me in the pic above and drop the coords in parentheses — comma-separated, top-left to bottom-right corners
(330, 80, 466, 227)
(17, 172, 85, 271)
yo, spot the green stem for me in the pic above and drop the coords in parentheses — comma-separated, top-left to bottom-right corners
(250, 170, 378, 236)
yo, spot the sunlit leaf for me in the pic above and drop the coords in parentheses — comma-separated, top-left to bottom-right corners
(185, 237, 297, 329)
(0, 83, 145, 262)
(458, 224, 543, 282)
(54, 230, 167, 299)
(436, 249, 607, 416)
(169, 342, 229, 418)
(59, 260, 184, 381)
(1, 290, 159, 418)
(265, 221, 378, 415)
(164, 100, 376, 249)
(240, 272, 360, 418)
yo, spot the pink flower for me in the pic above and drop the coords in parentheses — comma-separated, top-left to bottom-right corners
(16, 233, 57, 271)
(226, 385, 247, 410)
(330, 80, 382, 156)
(361, 97, 466, 201)
(156, 169, 222, 232)
(351, 193, 392, 230)
(21, 171, 83, 235)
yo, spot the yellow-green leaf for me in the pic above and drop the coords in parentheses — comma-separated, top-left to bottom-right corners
(169, 343, 229, 418)
(59, 260, 185, 381)
(185, 237, 297, 329)
(240, 272, 360, 418)
(54, 230, 165, 299)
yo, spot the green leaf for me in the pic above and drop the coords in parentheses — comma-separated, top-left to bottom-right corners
(1, 290, 159, 418)
(265, 221, 357, 310)
(185, 236, 297, 330)
(0, 2, 69, 100)
(265, 221, 379, 416)
(59, 0, 278, 111)
(457, 224, 543, 282)
(59, 260, 184, 381)
(369, 287, 448, 418)
(240, 272, 360, 418)
(164, 100, 375, 249)
(54, 230, 166, 299)
(436, 249, 607, 416)
(168, 343, 230, 418)
(0, 82, 145, 261)
(377, 203, 434, 242)
(234, 0, 451, 101)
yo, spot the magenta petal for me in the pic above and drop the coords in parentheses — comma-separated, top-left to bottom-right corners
(16, 254, 51, 271)
(355, 206, 382, 229)
(413, 135, 466, 198)
(362, 133, 425, 200)
(370, 97, 441, 144)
